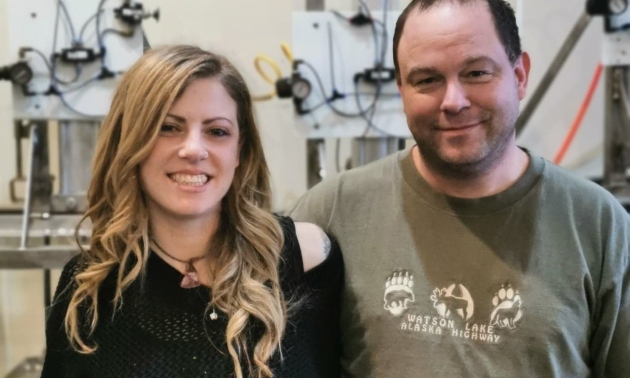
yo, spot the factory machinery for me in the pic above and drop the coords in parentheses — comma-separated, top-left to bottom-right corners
(514, 0, 630, 205)
(0, 0, 155, 376)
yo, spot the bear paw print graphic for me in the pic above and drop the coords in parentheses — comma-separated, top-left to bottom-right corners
(383, 271, 415, 316)
(489, 285, 523, 330)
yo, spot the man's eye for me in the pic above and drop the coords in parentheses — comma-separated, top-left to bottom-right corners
(468, 71, 489, 78)
(416, 77, 436, 86)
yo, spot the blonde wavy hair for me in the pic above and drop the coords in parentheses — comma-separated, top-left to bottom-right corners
(66, 45, 285, 377)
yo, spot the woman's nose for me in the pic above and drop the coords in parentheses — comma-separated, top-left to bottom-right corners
(178, 132, 209, 161)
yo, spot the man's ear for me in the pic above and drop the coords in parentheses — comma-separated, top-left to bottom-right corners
(515, 52, 531, 100)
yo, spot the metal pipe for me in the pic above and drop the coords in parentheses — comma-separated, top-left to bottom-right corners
(303, 0, 325, 188)
(0, 245, 86, 270)
(307, 139, 325, 189)
(515, 12, 592, 136)
(306, 0, 324, 11)
(44, 232, 51, 308)
(14, 121, 23, 177)
(0, 246, 87, 253)
(142, 28, 151, 52)
(398, 138, 406, 151)
(352, 137, 398, 167)
(58, 120, 98, 196)
(19, 124, 37, 249)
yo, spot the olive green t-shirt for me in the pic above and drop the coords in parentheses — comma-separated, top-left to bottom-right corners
(290, 147, 630, 378)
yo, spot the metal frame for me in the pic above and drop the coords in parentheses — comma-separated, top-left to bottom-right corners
(603, 66, 630, 204)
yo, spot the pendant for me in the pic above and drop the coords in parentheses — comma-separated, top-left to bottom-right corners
(180, 271, 201, 289)
(209, 308, 218, 320)
(180, 259, 201, 288)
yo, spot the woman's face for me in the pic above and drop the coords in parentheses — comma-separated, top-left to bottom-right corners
(140, 77, 241, 225)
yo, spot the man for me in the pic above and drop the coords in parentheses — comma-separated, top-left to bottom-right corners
(290, 0, 630, 376)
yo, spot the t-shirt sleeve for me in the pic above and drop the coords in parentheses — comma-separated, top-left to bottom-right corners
(288, 175, 340, 232)
(590, 204, 630, 378)
(41, 255, 82, 377)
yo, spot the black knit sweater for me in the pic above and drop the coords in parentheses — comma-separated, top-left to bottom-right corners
(41, 217, 343, 377)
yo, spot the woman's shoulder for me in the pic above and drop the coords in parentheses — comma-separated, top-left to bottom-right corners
(54, 253, 120, 303)
(56, 254, 86, 293)
(274, 215, 330, 270)
(293, 222, 332, 272)
(275, 215, 342, 278)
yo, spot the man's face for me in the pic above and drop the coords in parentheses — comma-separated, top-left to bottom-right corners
(397, 1, 529, 177)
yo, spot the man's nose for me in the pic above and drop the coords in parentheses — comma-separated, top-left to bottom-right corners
(440, 81, 471, 114)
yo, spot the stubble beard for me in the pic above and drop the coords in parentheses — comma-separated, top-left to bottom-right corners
(415, 117, 516, 180)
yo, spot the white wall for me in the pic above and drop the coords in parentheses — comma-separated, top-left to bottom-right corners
(0, 0, 607, 374)
(0, 0, 15, 209)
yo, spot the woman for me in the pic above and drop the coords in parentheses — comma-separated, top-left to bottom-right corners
(42, 45, 342, 378)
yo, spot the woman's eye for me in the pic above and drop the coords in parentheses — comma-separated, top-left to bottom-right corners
(160, 124, 178, 132)
(209, 128, 228, 137)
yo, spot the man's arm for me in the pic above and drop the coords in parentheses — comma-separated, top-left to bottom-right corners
(590, 207, 630, 377)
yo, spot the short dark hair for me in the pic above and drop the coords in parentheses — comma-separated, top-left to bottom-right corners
(393, 0, 522, 82)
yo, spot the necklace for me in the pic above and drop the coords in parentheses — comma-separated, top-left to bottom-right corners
(150, 238, 207, 289)
(150, 238, 219, 320)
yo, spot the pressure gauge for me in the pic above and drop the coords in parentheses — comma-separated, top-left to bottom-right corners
(291, 76, 312, 100)
(610, 0, 628, 14)
(0, 62, 33, 85)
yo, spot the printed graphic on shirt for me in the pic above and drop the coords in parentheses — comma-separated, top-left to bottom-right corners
(383, 270, 415, 316)
(430, 284, 474, 321)
(385, 273, 523, 344)
(489, 285, 523, 330)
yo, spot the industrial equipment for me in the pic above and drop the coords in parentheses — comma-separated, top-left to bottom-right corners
(292, 0, 407, 187)
(0, 0, 155, 376)
(515, 0, 630, 206)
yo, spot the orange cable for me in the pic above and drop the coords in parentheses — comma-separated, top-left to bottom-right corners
(553, 62, 604, 165)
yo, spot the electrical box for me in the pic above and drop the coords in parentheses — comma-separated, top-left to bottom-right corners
(292, 11, 411, 139)
(7, 0, 143, 120)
